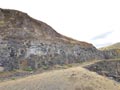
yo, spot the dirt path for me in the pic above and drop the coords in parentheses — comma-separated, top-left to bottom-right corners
(0, 66, 120, 90)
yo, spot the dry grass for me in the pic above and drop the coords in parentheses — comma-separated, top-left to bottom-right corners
(99, 42, 120, 50)
(59, 35, 93, 48)
(0, 67, 120, 90)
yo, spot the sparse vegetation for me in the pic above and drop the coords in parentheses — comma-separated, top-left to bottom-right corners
(100, 42, 120, 50)
(42, 65, 49, 70)
(24, 67, 33, 72)
(66, 64, 72, 67)
(0, 21, 5, 26)
(0, 21, 4, 24)
(11, 77, 16, 80)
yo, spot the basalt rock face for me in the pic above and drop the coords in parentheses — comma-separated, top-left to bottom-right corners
(0, 8, 104, 71)
(100, 43, 120, 59)
(85, 60, 120, 82)
(103, 49, 120, 59)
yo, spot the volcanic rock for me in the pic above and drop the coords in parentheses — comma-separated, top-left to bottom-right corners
(0, 8, 104, 71)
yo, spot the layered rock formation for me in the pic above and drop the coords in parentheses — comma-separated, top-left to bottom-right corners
(100, 43, 120, 59)
(0, 8, 104, 71)
(85, 60, 120, 82)
(103, 49, 120, 59)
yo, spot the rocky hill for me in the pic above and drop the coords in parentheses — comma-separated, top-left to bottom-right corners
(0, 8, 108, 71)
(99, 43, 120, 59)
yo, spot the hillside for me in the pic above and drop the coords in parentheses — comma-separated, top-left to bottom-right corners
(99, 43, 120, 59)
(100, 42, 120, 50)
(0, 67, 120, 90)
(0, 8, 104, 71)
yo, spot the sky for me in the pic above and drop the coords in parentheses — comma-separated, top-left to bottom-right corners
(0, 0, 120, 48)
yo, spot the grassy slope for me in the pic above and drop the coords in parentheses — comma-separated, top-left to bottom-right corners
(0, 67, 120, 90)
(100, 42, 120, 50)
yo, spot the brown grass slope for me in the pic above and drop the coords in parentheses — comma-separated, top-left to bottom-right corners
(0, 67, 120, 90)
(100, 42, 120, 50)
(99, 43, 120, 59)
(0, 8, 92, 48)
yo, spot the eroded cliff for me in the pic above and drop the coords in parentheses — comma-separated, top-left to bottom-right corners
(0, 8, 104, 71)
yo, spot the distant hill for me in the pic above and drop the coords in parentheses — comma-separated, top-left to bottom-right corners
(99, 43, 120, 59)
(100, 42, 120, 50)
(0, 67, 120, 90)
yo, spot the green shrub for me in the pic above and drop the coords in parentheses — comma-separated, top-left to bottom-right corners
(0, 21, 5, 26)
(24, 66, 33, 72)
(67, 64, 72, 67)
(42, 65, 49, 70)
(11, 78, 16, 80)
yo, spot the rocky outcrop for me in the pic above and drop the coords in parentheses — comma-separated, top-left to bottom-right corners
(85, 60, 120, 82)
(99, 43, 120, 59)
(0, 8, 104, 71)
(102, 49, 120, 59)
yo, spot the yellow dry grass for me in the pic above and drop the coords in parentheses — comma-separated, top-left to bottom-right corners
(0, 67, 120, 90)
(99, 43, 120, 50)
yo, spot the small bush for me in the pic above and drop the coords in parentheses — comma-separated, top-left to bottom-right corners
(0, 21, 5, 26)
(67, 64, 72, 67)
(42, 65, 49, 70)
(11, 78, 16, 80)
(24, 67, 33, 72)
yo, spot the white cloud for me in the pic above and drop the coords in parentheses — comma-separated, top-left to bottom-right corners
(0, 0, 120, 48)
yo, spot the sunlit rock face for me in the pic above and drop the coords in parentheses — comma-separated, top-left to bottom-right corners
(0, 8, 104, 71)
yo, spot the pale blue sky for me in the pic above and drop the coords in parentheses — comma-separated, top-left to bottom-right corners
(0, 0, 120, 48)
(91, 31, 113, 40)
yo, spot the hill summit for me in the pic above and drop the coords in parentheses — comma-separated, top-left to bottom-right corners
(0, 8, 104, 71)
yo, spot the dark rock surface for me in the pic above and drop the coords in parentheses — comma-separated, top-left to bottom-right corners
(99, 43, 120, 59)
(85, 60, 120, 82)
(0, 8, 113, 71)
(103, 49, 120, 59)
